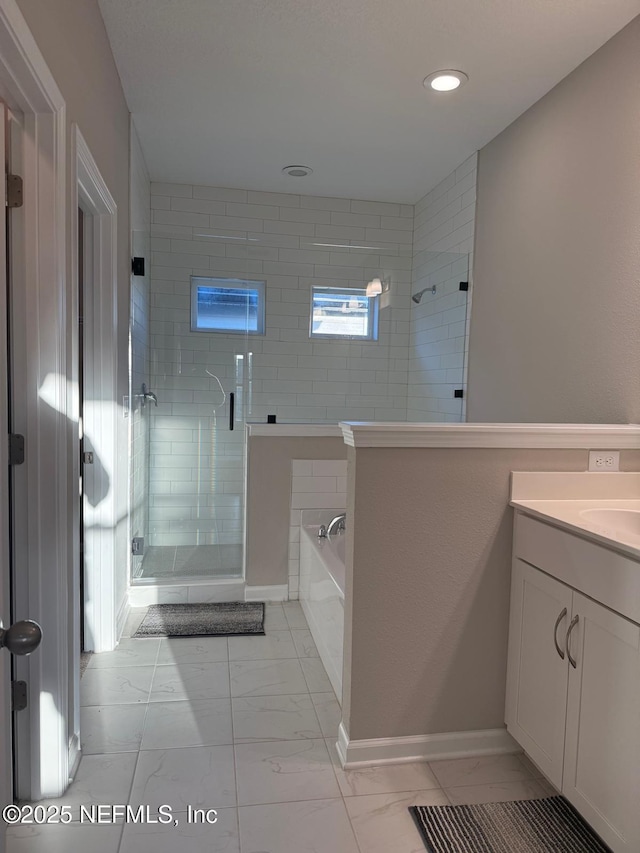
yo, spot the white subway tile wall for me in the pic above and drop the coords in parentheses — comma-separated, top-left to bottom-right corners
(129, 132, 151, 576)
(288, 460, 348, 599)
(408, 154, 477, 422)
(148, 183, 413, 547)
(146, 166, 477, 547)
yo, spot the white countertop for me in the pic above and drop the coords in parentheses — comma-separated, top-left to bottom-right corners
(511, 498, 640, 560)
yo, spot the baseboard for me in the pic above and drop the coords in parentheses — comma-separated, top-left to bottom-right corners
(244, 584, 288, 602)
(337, 722, 520, 769)
(68, 733, 81, 782)
(116, 594, 131, 643)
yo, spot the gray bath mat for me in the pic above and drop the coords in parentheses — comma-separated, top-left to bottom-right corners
(410, 796, 611, 852)
(133, 602, 265, 638)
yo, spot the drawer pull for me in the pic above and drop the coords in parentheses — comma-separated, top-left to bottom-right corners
(554, 608, 567, 660)
(566, 615, 579, 669)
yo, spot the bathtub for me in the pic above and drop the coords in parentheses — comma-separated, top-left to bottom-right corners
(299, 522, 345, 703)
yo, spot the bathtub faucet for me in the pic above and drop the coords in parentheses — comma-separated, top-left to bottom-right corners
(326, 514, 346, 536)
(317, 514, 346, 539)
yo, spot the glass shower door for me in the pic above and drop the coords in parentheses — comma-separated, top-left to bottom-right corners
(131, 226, 257, 584)
(407, 250, 470, 422)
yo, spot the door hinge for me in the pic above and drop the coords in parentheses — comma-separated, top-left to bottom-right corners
(83, 451, 94, 465)
(11, 680, 27, 712)
(131, 257, 145, 276)
(131, 537, 144, 556)
(6, 174, 23, 208)
(8, 433, 25, 465)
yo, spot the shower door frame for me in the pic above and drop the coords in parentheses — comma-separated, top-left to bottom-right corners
(130, 276, 254, 596)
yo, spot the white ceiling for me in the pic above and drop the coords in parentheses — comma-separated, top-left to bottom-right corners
(98, 0, 639, 203)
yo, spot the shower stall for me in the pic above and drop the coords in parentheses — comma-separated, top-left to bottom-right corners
(129, 202, 469, 591)
(129, 228, 259, 587)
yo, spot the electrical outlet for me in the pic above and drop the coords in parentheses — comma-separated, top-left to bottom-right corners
(588, 450, 620, 472)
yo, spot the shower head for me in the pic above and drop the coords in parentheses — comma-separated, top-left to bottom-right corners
(411, 285, 436, 304)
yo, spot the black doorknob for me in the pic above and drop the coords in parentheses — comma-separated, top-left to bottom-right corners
(0, 620, 43, 655)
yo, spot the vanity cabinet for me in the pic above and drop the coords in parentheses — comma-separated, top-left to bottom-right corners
(505, 559, 572, 790)
(506, 516, 640, 853)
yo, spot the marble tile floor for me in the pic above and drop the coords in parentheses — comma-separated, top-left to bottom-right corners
(135, 545, 243, 581)
(7, 602, 555, 852)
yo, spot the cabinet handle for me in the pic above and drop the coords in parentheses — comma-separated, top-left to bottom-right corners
(566, 615, 579, 669)
(554, 607, 567, 659)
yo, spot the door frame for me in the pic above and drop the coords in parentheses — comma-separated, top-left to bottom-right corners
(1, 100, 11, 848)
(71, 126, 119, 654)
(0, 0, 70, 801)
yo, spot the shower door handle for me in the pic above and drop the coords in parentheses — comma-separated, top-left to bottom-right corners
(229, 392, 235, 431)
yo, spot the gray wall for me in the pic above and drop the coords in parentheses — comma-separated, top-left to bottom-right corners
(246, 435, 346, 587)
(468, 15, 640, 424)
(342, 446, 640, 741)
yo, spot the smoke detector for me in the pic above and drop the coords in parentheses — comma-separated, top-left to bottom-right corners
(282, 165, 313, 177)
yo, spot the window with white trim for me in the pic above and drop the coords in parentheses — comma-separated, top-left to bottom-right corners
(191, 277, 266, 334)
(309, 286, 378, 340)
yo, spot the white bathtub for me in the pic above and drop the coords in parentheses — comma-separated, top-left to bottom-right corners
(299, 523, 345, 703)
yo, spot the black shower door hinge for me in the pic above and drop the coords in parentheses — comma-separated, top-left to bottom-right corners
(132, 257, 145, 276)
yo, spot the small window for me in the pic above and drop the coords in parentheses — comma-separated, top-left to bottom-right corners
(191, 277, 265, 334)
(309, 286, 378, 340)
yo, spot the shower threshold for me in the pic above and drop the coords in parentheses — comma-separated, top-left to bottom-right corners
(133, 544, 243, 583)
(128, 575, 246, 607)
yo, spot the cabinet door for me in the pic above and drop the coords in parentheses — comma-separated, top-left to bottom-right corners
(505, 559, 572, 789)
(563, 592, 640, 852)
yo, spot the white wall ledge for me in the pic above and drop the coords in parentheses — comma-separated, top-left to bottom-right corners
(340, 422, 640, 449)
(247, 423, 342, 438)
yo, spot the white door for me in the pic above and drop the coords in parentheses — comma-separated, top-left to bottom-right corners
(505, 559, 572, 789)
(563, 592, 640, 852)
(0, 102, 44, 846)
(0, 10, 69, 803)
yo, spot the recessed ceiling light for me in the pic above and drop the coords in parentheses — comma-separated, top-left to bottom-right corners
(282, 165, 313, 177)
(423, 70, 468, 92)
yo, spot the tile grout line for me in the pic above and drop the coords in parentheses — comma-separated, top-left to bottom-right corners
(116, 697, 149, 853)
(227, 638, 243, 853)
(341, 788, 365, 853)
(119, 614, 154, 853)
(299, 619, 362, 851)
